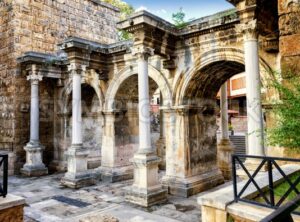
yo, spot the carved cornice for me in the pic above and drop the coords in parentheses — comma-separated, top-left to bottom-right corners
(131, 46, 154, 61)
(236, 19, 258, 40)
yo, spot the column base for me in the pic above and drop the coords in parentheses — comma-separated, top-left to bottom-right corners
(20, 166, 48, 177)
(21, 144, 48, 177)
(218, 139, 234, 180)
(125, 186, 167, 207)
(162, 169, 224, 197)
(61, 144, 96, 189)
(99, 165, 133, 183)
(125, 153, 167, 207)
(61, 171, 96, 189)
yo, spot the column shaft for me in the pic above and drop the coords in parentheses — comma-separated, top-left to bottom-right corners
(72, 73, 82, 145)
(30, 81, 39, 143)
(137, 57, 152, 153)
(220, 83, 229, 140)
(244, 39, 265, 156)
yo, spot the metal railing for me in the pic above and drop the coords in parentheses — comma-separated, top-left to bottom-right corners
(261, 194, 300, 222)
(0, 154, 8, 198)
(232, 154, 300, 215)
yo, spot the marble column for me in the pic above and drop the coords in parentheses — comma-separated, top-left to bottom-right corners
(125, 46, 167, 207)
(61, 63, 95, 188)
(237, 20, 265, 168)
(21, 64, 48, 177)
(217, 83, 234, 180)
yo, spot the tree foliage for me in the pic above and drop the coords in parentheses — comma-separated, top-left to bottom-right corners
(172, 7, 187, 29)
(267, 72, 300, 150)
(102, 0, 134, 40)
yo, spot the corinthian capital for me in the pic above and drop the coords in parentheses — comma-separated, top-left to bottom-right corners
(236, 19, 258, 41)
(68, 62, 87, 75)
(27, 64, 42, 84)
(132, 46, 154, 61)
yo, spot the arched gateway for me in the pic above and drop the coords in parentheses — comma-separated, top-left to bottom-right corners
(15, 1, 279, 207)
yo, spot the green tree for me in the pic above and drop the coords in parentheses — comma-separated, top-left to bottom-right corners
(102, 0, 134, 40)
(267, 72, 300, 150)
(172, 7, 187, 29)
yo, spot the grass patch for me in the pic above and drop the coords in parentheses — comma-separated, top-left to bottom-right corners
(273, 171, 300, 201)
(253, 171, 300, 210)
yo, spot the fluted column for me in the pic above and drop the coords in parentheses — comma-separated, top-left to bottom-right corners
(217, 83, 234, 180)
(125, 46, 167, 207)
(61, 63, 95, 188)
(21, 64, 48, 176)
(237, 20, 265, 159)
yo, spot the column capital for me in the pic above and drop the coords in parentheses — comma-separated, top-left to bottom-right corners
(236, 19, 258, 41)
(27, 74, 43, 84)
(68, 63, 87, 75)
(27, 64, 42, 84)
(132, 46, 154, 61)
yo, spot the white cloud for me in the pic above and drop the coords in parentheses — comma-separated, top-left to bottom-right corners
(156, 9, 167, 14)
(135, 6, 148, 12)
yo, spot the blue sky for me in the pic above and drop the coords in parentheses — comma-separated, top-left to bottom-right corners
(124, 0, 234, 22)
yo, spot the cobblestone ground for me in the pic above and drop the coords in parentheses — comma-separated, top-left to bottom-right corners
(9, 172, 201, 222)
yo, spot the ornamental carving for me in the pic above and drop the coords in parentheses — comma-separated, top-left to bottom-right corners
(67, 63, 87, 76)
(236, 19, 258, 40)
(131, 46, 154, 61)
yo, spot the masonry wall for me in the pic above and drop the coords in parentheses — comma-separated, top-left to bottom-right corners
(0, 0, 120, 173)
(278, 0, 300, 74)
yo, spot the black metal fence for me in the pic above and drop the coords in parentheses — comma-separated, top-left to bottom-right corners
(0, 154, 8, 198)
(232, 154, 300, 216)
(261, 194, 300, 222)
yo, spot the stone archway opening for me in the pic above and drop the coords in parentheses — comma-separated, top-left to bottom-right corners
(113, 75, 163, 169)
(183, 60, 245, 178)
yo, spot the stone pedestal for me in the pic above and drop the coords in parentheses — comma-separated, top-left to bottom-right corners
(125, 153, 167, 207)
(61, 145, 96, 188)
(162, 168, 224, 198)
(217, 139, 234, 180)
(0, 194, 25, 222)
(21, 143, 48, 177)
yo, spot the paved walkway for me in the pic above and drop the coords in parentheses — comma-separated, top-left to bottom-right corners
(9, 173, 201, 222)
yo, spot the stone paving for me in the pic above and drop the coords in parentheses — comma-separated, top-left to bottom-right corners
(9, 172, 201, 222)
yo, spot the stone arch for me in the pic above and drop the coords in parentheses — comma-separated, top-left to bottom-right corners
(173, 47, 272, 106)
(104, 64, 172, 111)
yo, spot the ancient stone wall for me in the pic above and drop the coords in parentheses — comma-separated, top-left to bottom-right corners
(0, 0, 120, 172)
(278, 0, 300, 74)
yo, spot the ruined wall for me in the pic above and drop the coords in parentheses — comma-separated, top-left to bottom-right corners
(0, 0, 120, 172)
